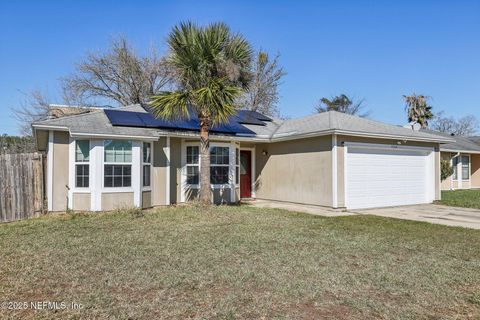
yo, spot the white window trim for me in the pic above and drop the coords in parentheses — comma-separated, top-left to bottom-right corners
(73, 139, 91, 191)
(461, 154, 471, 182)
(181, 141, 238, 202)
(102, 140, 134, 192)
(142, 141, 152, 192)
(210, 145, 231, 186)
(68, 138, 91, 210)
(450, 152, 472, 190)
(184, 142, 200, 188)
(235, 146, 240, 187)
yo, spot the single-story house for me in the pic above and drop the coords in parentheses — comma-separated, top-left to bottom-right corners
(426, 130, 480, 190)
(32, 104, 454, 211)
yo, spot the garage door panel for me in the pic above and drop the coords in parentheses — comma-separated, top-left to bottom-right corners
(346, 146, 433, 209)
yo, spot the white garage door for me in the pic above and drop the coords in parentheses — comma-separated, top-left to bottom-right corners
(345, 145, 435, 209)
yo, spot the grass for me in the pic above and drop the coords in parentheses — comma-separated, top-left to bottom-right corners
(0, 205, 480, 319)
(440, 189, 480, 209)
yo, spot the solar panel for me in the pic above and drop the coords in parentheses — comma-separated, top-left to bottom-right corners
(237, 110, 272, 122)
(104, 108, 267, 136)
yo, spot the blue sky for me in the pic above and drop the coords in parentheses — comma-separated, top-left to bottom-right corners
(1, 0, 479, 135)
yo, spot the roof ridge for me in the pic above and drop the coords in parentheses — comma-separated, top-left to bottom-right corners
(33, 109, 103, 124)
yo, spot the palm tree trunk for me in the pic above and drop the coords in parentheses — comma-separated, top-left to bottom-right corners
(199, 117, 211, 204)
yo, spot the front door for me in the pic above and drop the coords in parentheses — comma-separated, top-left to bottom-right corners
(240, 150, 252, 198)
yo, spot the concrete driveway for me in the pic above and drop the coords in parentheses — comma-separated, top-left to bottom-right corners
(351, 204, 480, 229)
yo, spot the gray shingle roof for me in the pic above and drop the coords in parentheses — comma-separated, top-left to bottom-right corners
(32, 105, 453, 143)
(32, 109, 161, 138)
(269, 111, 453, 142)
(421, 130, 480, 153)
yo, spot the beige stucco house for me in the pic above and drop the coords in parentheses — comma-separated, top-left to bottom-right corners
(32, 104, 454, 211)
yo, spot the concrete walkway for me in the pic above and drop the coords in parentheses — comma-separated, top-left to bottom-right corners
(351, 204, 480, 229)
(249, 200, 480, 229)
(249, 199, 355, 217)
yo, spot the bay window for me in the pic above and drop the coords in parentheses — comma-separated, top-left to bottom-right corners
(75, 140, 90, 188)
(143, 142, 151, 187)
(104, 140, 132, 188)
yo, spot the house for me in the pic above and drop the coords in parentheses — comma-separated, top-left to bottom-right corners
(32, 104, 454, 211)
(427, 130, 480, 190)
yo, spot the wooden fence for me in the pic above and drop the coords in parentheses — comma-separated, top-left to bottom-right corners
(0, 153, 45, 222)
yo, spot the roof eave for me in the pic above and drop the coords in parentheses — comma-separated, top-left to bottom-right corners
(440, 148, 480, 154)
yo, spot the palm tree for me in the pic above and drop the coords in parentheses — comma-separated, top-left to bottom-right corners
(403, 94, 434, 128)
(315, 94, 369, 117)
(149, 22, 253, 204)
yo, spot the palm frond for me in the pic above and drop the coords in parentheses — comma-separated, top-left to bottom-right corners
(149, 90, 191, 120)
(194, 78, 242, 124)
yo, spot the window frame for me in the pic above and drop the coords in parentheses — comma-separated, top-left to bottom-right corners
(183, 142, 234, 189)
(210, 146, 230, 185)
(103, 140, 133, 190)
(235, 148, 240, 186)
(461, 154, 470, 181)
(185, 144, 200, 187)
(74, 139, 90, 190)
(452, 154, 471, 182)
(142, 142, 152, 190)
(452, 155, 459, 181)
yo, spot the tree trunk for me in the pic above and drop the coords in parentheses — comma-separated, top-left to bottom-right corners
(199, 117, 212, 204)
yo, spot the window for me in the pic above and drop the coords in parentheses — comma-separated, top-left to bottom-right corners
(452, 156, 458, 180)
(75, 140, 89, 188)
(235, 148, 240, 185)
(143, 142, 151, 187)
(186, 146, 199, 185)
(104, 140, 132, 187)
(462, 155, 470, 181)
(211, 146, 229, 184)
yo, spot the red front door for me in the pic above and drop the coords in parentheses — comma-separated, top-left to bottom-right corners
(240, 150, 252, 198)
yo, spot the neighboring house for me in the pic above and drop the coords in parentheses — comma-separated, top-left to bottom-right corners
(424, 130, 480, 190)
(32, 104, 453, 211)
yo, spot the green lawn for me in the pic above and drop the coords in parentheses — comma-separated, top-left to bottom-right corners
(1, 205, 480, 319)
(440, 189, 480, 209)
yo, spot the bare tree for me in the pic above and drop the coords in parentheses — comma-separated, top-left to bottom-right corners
(62, 36, 171, 106)
(12, 90, 52, 135)
(430, 111, 478, 136)
(240, 51, 285, 117)
(315, 94, 369, 117)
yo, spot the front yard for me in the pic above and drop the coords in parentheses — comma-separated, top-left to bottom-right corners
(1, 205, 479, 319)
(440, 189, 480, 209)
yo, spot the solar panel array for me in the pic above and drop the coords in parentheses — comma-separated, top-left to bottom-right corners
(104, 109, 272, 135)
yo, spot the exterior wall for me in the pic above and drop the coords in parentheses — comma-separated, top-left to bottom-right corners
(142, 191, 152, 209)
(254, 136, 333, 206)
(471, 154, 480, 188)
(72, 193, 90, 211)
(336, 135, 441, 206)
(170, 138, 182, 203)
(440, 152, 453, 190)
(151, 138, 167, 206)
(52, 131, 69, 211)
(102, 192, 134, 211)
